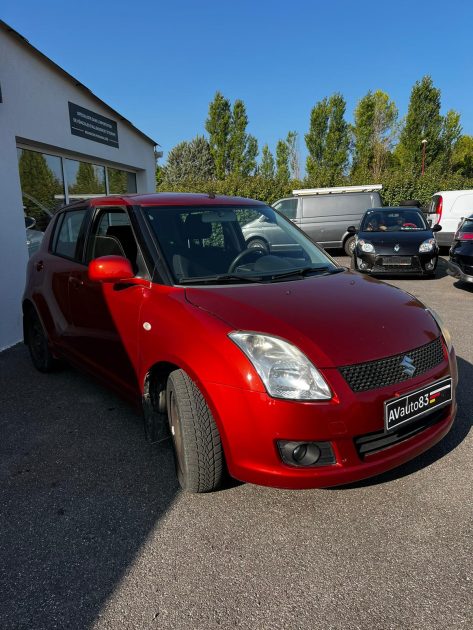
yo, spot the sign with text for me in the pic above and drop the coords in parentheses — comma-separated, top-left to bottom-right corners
(68, 102, 119, 148)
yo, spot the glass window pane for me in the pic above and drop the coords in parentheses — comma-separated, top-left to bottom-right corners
(107, 167, 137, 194)
(17, 148, 66, 231)
(53, 209, 87, 259)
(65, 159, 106, 201)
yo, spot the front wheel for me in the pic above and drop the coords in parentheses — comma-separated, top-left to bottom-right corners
(25, 308, 58, 372)
(166, 369, 223, 493)
(344, 236, 356, 257)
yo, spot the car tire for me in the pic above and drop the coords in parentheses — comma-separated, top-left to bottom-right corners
(166, 369, 223, 493)
(247, 238, 269, 253)
(344, 236, 356, 257)
(25, 307, 57, 372)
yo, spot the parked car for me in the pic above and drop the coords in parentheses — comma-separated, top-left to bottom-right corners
(23, 193, 457, 493)
(270, 185, 383, 255)
(350, 207, 441, 276)
(25, 216, 44, 257)
(447, 214, 473, 284)
(426, 189, 473, 246)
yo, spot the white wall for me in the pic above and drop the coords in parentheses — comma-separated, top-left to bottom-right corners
(0, 27, 157, 350)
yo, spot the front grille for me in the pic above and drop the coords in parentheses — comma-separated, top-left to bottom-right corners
(339, 337, 444, 393)
(354, 407, 448, 458)
(372, 255, 421, 273)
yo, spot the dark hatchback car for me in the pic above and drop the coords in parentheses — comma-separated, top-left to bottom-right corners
(23, 194, 457, 493)
(447, 215, 473, 284)
(349, 207, 442, 276)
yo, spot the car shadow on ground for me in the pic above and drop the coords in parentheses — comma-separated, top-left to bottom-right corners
(453, 279, 473, 293)
(0, 345, 178, 630)
(328, 355, 472, 490)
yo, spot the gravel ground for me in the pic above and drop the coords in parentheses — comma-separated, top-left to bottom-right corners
(0, 256, 471, 630)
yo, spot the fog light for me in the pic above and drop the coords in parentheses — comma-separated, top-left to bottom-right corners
(425, 260, 435, 271)
(277, 440, 336, 467)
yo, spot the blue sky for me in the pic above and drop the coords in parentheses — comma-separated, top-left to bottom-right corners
(3, 0, 473, 169)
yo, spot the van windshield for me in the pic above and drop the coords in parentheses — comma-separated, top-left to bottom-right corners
(143, 204, 339, 284)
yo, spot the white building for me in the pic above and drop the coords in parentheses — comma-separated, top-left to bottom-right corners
(0, 20, 157, 351)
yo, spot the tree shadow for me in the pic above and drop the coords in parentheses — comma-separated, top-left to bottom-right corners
(328, 355, 472, 490)
(0, 345, 178, 630)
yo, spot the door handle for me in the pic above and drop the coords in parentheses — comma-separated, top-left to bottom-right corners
(68, 276, 84, 289)
(35, 261, 44, 271)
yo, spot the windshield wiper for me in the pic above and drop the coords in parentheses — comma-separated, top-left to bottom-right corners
(178, 273, 265, 285)
(268, 266, 344, 282)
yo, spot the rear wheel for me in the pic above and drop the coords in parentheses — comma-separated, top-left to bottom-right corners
(166, 369, 223, 493)
(344, 236, 356, 257)
(25, 308, 57, 372)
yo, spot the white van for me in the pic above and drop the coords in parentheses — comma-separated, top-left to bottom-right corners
(427, 190, 473, 246)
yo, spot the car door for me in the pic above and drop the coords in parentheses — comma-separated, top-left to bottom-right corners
(67, 206, 150, 400)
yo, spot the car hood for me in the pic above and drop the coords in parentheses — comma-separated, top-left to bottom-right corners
(358, 230, 434, 253)
(184, 270, 440, 368)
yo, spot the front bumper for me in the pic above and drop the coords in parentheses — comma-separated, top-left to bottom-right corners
(355, 251, 438, 275)
(447, 259, 473, 283)
(204, 346, 457, 489)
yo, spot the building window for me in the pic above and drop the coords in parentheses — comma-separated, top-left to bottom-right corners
(65, 158, 106, 201)
(108, 167, 137, 194)
(17, 148, 65, 230)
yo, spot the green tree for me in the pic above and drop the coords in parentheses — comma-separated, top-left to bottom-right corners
(18, 150, 62, 210)
(228, 99, 248, 176)
(305, 97, 330, 179)
(286, 131, 300, 179)
(324, 93, 350, 179)
(243, 135, 259, 176)
(352, 90, 398, 179)
(452, 135, 473, 177)
(305, 94, 349, 183)
(276, 140, 290, 182)
(163, 136, 215, 183)
(205, 91, 231, 179)
(440, 110, 462, 172)
(259, 144, 275, 178)
(396, 75, 443, 174)
(71, 162, 104, 194)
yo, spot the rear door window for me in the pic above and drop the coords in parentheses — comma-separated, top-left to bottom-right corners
(51, 208, 88, 261)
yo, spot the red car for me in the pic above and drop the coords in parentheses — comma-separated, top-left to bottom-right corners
(23, 194, 458, 492)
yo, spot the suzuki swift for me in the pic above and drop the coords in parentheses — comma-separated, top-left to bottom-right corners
(23, 194, 457, 492)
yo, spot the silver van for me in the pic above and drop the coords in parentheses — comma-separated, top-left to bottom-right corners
(242, 185, 382, 256)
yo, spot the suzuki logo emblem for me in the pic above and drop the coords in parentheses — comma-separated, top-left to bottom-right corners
(400, 355, 416, 377)
(394, 244, 400, 252)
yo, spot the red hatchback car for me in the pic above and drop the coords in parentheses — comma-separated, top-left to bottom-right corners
(23, 193, 457, 492)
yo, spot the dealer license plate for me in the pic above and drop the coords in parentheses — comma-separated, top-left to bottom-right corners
(384, 377, 452, 432)
(382, 256, 411, 266)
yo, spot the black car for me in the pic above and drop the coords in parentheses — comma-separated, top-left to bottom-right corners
(348, 207, 441, 276)
(447, 215, 473, 284)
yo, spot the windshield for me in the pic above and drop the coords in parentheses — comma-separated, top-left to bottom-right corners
(143, 204, 339, 284)
(361, 210, 428, 232)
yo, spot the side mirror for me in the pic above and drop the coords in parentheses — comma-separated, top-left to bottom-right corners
(347, 225, 357, 234)
(25, 216, 36, 229)
(432, 224, 442, 232)
(89, 255, 135, 283)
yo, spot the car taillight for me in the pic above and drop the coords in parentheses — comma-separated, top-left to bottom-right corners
(435, 195, 443, 223)
(458, 232, 473, 241)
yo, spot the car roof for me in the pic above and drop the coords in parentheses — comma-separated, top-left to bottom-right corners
(366, 207, 423, 213)
(62, 193, 267, 209)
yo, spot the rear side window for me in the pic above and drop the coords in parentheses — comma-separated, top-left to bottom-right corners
(52, 209, 87, 260)
(459, 219, 473, 234)
(302, 193, 378, 218)
(274, 198, 298, 220)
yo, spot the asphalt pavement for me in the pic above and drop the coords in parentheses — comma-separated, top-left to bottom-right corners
(0, 256, 471, 630)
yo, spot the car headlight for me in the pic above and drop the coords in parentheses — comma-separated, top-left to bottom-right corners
(358, 239, 375, 254)
(425, 308, 453, 352)
(419, 238, 436, 253)
(228, 332, 332, 400)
